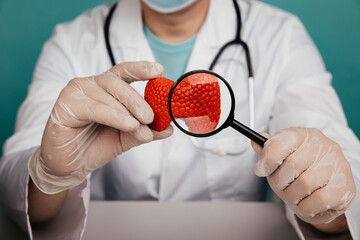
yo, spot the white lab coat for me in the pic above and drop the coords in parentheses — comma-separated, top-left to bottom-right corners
(0, 0, 359, 239)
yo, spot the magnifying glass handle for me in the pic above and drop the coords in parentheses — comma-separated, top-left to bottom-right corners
(230, 120, 267, 147)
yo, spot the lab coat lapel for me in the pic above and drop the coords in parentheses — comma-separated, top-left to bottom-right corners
(109, 0, 155, 96)
(185, 0, 237, 72)
(109, 0, 154, 63)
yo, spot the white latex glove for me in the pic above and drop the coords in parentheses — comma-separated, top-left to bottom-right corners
(28, 61, 173, 194)
(251, 127, 356, 226)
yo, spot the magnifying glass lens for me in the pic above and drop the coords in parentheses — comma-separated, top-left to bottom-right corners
(169, 72, 232, 135)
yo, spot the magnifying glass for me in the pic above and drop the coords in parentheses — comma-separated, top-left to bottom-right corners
(168, 70, 267, 147)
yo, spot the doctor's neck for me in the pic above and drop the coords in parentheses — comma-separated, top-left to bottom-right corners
(141, 0, 210, 44)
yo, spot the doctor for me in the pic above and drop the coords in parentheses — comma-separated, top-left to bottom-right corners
(0, 0, 359, 239)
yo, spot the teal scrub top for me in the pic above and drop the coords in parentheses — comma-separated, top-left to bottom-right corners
(144, 25, 196, 81)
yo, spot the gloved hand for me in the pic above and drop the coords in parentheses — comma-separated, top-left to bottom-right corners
(251, 127, 356, 226)
(28, 61, 173, 194)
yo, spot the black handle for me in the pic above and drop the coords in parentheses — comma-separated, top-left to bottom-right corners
(230, 119, 267, 147)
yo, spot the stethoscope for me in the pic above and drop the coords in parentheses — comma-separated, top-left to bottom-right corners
(104, 0, 256, 156)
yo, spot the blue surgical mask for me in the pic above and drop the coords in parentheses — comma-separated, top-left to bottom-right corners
(142, 0, 197, 14)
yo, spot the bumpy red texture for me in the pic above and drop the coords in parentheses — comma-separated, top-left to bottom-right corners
(144, 77, 174, 131)
(144, 75, 221, 134)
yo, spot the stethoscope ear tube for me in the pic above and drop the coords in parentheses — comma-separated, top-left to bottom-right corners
(230, 119, 267, 147)
(104, 3, 118, 67)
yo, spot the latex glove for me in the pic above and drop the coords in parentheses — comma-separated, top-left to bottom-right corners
(28, 61, 173, 194)
(251, 127, 356, 226)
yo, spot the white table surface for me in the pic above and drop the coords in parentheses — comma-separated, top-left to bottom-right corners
(84, 201, 299, 240)
(0, 201, 300, 240)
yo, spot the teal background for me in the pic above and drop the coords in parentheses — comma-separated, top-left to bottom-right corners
(0, 1, 359, 156)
